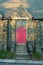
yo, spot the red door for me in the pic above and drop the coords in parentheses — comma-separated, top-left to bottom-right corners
(16, 27, 26, 44)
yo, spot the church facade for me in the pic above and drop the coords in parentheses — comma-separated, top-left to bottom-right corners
(0, 7, 43, 54)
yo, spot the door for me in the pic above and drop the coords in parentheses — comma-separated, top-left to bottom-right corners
(16, 27, 26, 44)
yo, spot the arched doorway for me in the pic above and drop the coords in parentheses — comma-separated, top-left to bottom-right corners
(16, 27, 26, 44)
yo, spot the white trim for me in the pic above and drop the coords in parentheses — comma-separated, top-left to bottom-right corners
(11, 17, 29, 20)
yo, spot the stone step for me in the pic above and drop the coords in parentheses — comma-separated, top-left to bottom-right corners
(16, 44, 27, 52)
(16, 47, 28, 53)
(16, 51, 28, 53)
(16, 53, 28, 55)
(16, 54, 30, 60)
(15, 44, 29, 60)
(16, 44, 27, 48)
(15, 57, 29, 60)
(16, 47, 27, 51)
(16, 44, 26, 45)
(16, 57, 30, 60)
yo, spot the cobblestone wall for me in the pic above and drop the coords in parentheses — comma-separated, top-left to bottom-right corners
(0, 19, 43, 53)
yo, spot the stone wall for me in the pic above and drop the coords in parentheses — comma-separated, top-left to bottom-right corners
(0, 19, 43, 53)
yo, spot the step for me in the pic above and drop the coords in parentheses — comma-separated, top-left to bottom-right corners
(15, 44, 29, 60)
(16, 47, 27, 52)
(16, 54, 29, 57)
(16, 44, 27, 48)
(16, 44, 26, 45)
(16, 54, 30, 60)
(16, 50, 28, 53)
(16, 53, 28, 55)
(16, 47, 27, 51)
(16, 57, 30, 60)
(16, 47, 28, 53)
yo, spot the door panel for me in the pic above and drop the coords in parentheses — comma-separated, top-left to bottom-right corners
(16, 27, 26, 44)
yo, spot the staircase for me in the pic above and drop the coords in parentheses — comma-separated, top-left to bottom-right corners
(15, 44, 30, 60)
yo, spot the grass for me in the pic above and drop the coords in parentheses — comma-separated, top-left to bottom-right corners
(0, 50, 14, 59)
(32, 52, 42, 60)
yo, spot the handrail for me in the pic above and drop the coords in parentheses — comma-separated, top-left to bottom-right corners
(26, 41, 33, 57)
(26, 41, 30, 54)
(14, 42, 16, 52)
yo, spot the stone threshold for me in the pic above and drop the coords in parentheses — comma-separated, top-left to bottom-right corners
(0, 59, 43, 64)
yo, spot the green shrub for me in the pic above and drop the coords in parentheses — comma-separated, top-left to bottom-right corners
(33, 52, 41, 59)
(0, 50, 7, 59)
(0, 50, 14, 59)
(7, 51, 14, 59)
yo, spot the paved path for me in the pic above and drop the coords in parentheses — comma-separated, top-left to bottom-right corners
(0, 63, 43, 65)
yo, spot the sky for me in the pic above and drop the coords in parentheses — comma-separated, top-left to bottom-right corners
(0, 0, 43, 19)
